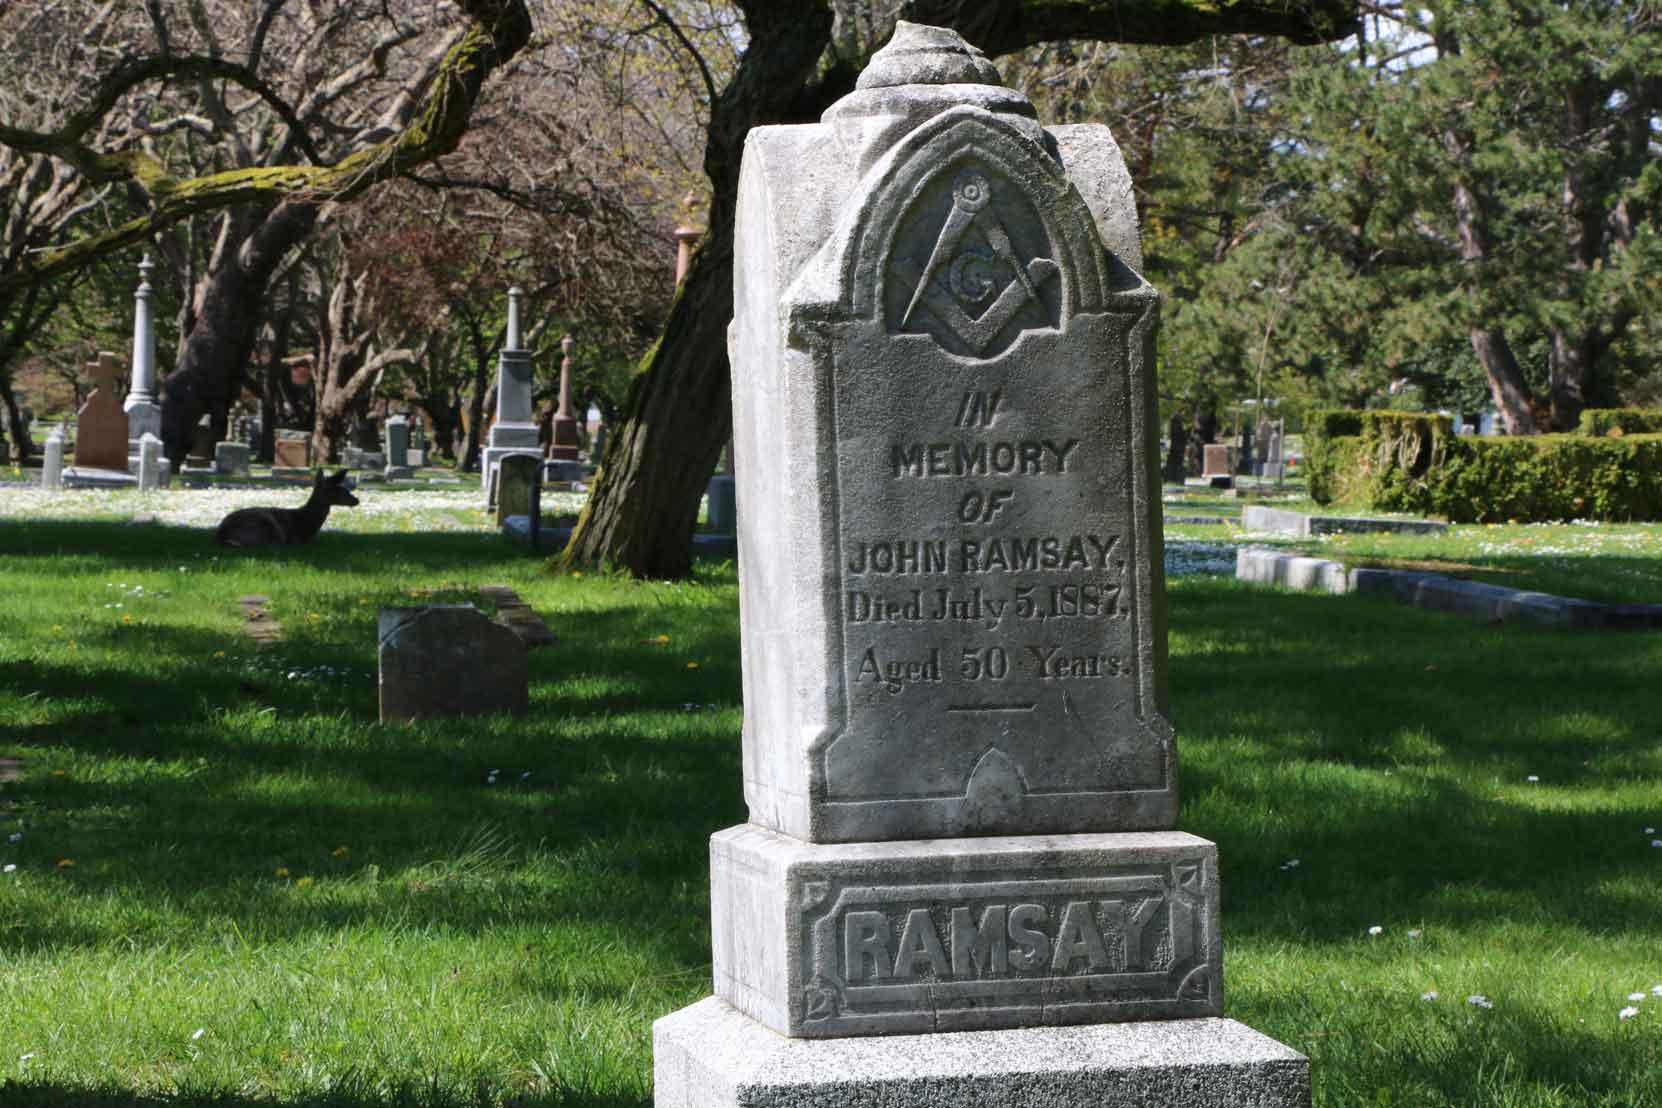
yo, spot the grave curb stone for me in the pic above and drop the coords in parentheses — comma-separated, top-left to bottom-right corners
(1240, 549, 1662, 631)
(654, 998, 1310, 1108)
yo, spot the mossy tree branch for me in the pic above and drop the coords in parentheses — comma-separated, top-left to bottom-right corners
(0, 0, 532, 294)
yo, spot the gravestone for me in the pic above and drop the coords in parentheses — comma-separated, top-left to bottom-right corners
(137, 433, 162, 490)
(496, 453, 540, 527)
(384, 415, 412, 479)
(377, 605, 528, 723)
(273, 431, 309, 469)
(188, 413, 215, 465)
(215, 441, 252, 477)
(548, 334, 581, 461)
(125, 255, 163, 465)
(706, 473, 736, 533)
(653, 21, 1306, 1108)
(72, 353, 130, 471)
(1200, 443, 1234, 488)
(42, 427, 64, 490)
(483, 288, 542, 504)
(1264, 423, 1285, 479)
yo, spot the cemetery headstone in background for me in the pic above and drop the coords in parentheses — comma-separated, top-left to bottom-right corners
(125, 255, 163, 464)
(547, 333, 581, 462)
(384, 415, 412, 478)
(215, 441, 252, 477)
(42, 427, 64, 489)
(377, 605, 528, 723)
(652, 21, 1308, 1108)
(187, 414, 216, 467)
(1201, 442, 1233, 485)
(273, 431, 309, 470)
(483, 288, 543, 504)
(137, 433, 162, 490)
(72, 353, 130, 471)
(496, 453, 540, 527)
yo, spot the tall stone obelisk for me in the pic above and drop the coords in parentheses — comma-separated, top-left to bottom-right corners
(125, 254, 165, 479)
(651, 22, 1309, 1107)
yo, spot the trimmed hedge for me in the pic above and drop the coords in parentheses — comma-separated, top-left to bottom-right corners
(1307, 410, 1453, 508)
(1577, 408, 1662, 437)
(1315, 430, 1662, 522)
(1304, 408, 1366, 504)
(1430, 434, 1662, 522)
(1308, 410, 1364, 440)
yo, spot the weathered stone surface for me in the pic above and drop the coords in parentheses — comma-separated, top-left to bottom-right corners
(711, 824, 1220, 1038)
(42, 428, 64, 490)
(657, 26, 1304, 1104)
(707, 474, 737, 533)
(384, 416, 410, 468)
(731, 24, 1170, 844)
(137, 433, 162, 490)
(1243, 505, 1448, 537)
(1200, 443, 1232, 479)
(273, 433, 309, 469)
(214, 441, 252, 476)
(377, 605, 528, 722)
(1234, 548, 1348, 595)
(496, 454, 540, 526)
(73, 354, 130, 471)
(654, 998, 1310, 1108)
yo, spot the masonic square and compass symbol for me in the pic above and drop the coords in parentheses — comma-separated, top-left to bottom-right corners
(889, 167, 1059, 357)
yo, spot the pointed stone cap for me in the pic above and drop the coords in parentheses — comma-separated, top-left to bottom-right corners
(856, 21, 1001, 90)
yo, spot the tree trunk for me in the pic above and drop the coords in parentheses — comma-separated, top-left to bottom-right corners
(460, 362, 489, 472)
(1468, 327, 1535, 435)
(1442, 119, 1537, 434)
(557, 238, 735, 576)
(558, 0, 837, 576)
(160, 200, 318, 466)
(2, 383, 27, 465)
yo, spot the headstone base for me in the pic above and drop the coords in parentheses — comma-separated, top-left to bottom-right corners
(654, 998, 1309, 1108)
(710, 824, 1220, 1039)
(543, 459, 586, 483)
(383, 465, 414, 480)
(270, 467, 312, 480)
(127, 453, 174, 485)
(62, 466, 138, 489)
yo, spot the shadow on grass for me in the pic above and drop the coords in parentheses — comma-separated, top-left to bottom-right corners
(4, 523, 1662, 1105)
(0, 523, 741, 973)
(1172, 579, 1662, 945)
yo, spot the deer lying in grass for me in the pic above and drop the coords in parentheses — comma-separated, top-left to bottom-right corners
(215, 469, 360, 546)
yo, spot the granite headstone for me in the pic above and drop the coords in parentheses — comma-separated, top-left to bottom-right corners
(377, 605, 528, 723)
(653, 20, 1306, 1108)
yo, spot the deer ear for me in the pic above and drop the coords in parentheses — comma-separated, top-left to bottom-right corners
(332, 469, 349, 483)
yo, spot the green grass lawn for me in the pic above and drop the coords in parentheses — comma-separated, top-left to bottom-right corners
(1, 507, 1661, 1106)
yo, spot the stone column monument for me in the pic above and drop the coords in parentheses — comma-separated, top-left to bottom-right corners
(547, 334, 580, 462)
(125, 255, 163, 465)
(652, 22, 1308, 1108)
(482, 286, 542, 506)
